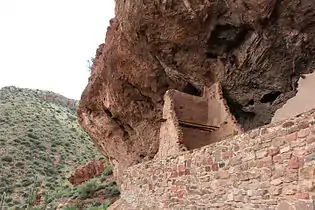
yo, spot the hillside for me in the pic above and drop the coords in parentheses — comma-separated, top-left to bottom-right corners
(0, 86, 106, 209)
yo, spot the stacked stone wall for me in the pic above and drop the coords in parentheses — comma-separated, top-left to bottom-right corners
(120, 109, 315, 209)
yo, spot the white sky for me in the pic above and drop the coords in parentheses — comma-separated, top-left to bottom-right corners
(0, 0, 115, 99)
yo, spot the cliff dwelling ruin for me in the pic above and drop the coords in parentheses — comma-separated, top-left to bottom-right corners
(156, 83, 243, 159)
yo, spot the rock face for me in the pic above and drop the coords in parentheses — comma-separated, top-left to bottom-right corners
(78, 0, 315, 171)
(68, 159, 105, 185)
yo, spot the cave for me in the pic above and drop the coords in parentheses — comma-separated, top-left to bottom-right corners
(260, 91, 282, 103)
(182, 82, 202, 97)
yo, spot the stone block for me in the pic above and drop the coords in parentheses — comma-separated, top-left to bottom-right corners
(242, 152, 256, 161)
(212, 163, 219, 171)
(305, 153, 315, 163)
(271, 178, 283, 186)
(280, 146, 291, 154)
(295, 200, 315, 210)
(270, 147, 280, 156)
(295, 193, 309, 199)
(282, 121, 294, 128)
(307, 135, 315, 144)
(287, 156, 304, 169)
(282, 185, 297, 195)
(273, 155, 283, 164)
(270, 186, 282, 195)
(306, 143, 315, 154)
(256, 149, 268, 159)
(286, 132, 297, 142)
(300, 166, 315, 180)
(277, 201, 294, 210)
(298, 128, 310, 138)
(222, 151, 233, 160)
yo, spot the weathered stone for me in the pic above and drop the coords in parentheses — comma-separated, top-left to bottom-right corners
(298, 128, 310, 138)
(307, 135, 315, 144)
(229, 156, 242, 166)
(271, 178, 283, 186)
(250, 129, 260, 139)
(280, 146, 291, 154)
(216, 170, 229, 179)
(277, 202, 294, 210)
(305, 153, 315, 163)
(214, 151, 222, 162)
(306, 143, 315, 154)
(295, 201, 315, 210)
(270, 147, 280, 156)
(272, 137, 286, 147)
(282, 121, 294, 128)
(242, 152, 256, 161)
(286, 132, 297, 142)
(288, 156, 304, 169)
(222, 151, 233, 160)
(282, 185, 297, 195)
(270, 186, 282, 195)
(256, 149, 268, 159)
(300, 166, 315, 180)
(298, 121, 310, 129)
(273, 155, 283, 164)
(212, 163, 219, 171)
(295, 193, 309, 199)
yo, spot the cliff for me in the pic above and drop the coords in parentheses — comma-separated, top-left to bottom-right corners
(78, 0, 315, 171)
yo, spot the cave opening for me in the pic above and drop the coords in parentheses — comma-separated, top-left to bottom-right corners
(182, 82, 202, 97)
(260, 91, 281, 103)
(206, 24, 253, 59)
(223, 91, 256, 131)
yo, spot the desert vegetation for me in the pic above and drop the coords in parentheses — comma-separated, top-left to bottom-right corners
(0, 87, 105, 209)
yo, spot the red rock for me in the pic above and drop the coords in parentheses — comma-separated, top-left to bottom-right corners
(185, 169, 190, 175)
(212, 163, 219, 171)
(177, 190, 184, 198)
(295, 193, 309, 199)
(273, 155, 283, 163)
(68, 159, 106, 185)
(269, 148, 280, 156)
(287, 156, 304, 169)
(222, 151, 233, 159)
(77, 0, 315, 180)
(286, 132, 297, 142)
(171, 171, 178, 178)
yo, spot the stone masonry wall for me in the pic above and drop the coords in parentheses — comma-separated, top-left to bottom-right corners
(120, 109, 315, 210)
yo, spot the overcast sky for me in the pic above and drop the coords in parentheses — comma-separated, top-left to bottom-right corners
(0, 0, 115, 99)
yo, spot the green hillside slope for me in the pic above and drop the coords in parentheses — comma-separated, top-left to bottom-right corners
(0, 86, 103, 209)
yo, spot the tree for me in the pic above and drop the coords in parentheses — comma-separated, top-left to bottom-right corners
(87, 57, 95, 72)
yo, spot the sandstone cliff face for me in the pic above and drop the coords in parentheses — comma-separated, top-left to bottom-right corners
(78, 0, 315, 170)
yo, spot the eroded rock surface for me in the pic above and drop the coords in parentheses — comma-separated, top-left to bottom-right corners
(78, 0, 315, 171)
(68, 159, 105, 185)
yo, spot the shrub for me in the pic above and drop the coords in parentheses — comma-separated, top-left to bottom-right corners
(27, 133, 38, 139)
(1, 156, 13, 162)
(85, 201, 111, 210)
(63, 203, 78, 210)
(77, 179, 98, 199)
(104, 185, 120, 196)
(103, 166, 113, 176)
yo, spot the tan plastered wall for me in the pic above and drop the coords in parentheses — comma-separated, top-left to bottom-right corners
(155, 90, 184, 159)
(205, 83, 243, 143)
